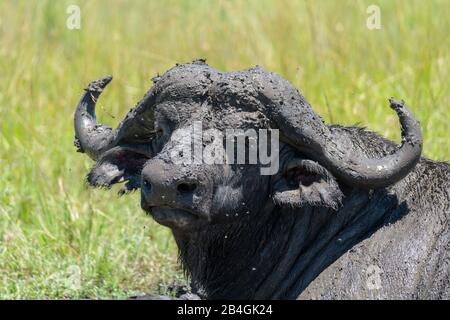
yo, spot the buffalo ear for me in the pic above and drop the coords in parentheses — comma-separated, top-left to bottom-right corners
(87, 146, 149, 195)
(271, 159, 344, 210)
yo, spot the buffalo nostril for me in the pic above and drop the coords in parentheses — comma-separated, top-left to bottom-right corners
(177, 182, 197, 194)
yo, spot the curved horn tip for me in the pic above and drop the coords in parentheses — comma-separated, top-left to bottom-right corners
(388, 97, 406, 110)
(85, 75, 113, 93)
(74, 75, 114, 159)
(388, 97, 422, 141)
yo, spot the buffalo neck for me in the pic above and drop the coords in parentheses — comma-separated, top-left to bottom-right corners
(172, 188, 397, 299)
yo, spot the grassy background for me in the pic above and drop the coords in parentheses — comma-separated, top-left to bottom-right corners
(0, 0, 448, 298)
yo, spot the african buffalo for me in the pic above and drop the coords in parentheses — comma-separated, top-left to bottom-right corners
(74, 60, 450, 299)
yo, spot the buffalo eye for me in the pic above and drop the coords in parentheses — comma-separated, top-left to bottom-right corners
(285, 167, 321, 187)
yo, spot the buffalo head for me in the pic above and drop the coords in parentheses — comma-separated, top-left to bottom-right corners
(74, 60, 422, 232)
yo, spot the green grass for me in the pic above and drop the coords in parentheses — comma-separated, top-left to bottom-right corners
(0, 0, 448, 298)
